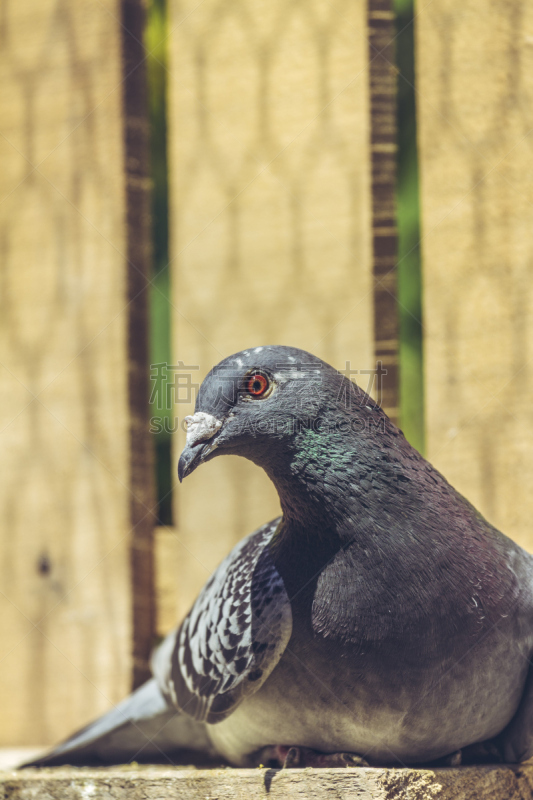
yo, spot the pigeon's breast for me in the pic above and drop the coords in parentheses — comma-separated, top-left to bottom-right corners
(206, 615, 530, 766)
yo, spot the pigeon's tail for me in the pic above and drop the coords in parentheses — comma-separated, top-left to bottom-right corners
(20, 678, 217, 767)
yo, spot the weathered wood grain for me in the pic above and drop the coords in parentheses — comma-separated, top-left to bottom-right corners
(416, 0, 533, 551)
(0, 0, 154, 743)
(166, 0, 396, 625)
(155, 526, 183, 635)
(2, 765, 533, 800)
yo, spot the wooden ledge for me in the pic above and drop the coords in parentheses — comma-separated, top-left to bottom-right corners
(2, 765, 533, 800)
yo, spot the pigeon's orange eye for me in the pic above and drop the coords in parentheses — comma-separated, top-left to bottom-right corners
(246, 373, 269, 397)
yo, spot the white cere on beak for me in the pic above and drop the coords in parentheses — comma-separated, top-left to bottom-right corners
(184, 412, 223, 448)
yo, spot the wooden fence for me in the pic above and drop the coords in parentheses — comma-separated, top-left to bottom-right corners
(0, 0, 532, 746)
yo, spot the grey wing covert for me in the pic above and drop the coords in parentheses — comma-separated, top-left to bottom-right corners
(152, 518, 292, 725)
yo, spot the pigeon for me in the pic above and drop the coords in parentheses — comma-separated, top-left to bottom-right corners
(24, 345, 533, 769)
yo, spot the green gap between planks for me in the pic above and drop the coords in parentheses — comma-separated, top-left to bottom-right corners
(395, 0, 424, 454)
(146, 0, 173, 525)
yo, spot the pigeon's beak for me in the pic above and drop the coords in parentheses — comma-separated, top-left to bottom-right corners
(178, 443, 200, 481)
(178, 441, 214, 481)
(178, 411, 223, 482)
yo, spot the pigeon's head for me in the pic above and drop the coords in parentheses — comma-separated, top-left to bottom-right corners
(178, 345, 352, 481)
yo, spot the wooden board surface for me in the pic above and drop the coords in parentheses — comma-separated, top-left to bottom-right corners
(166, 0, 394, 624)
(0, 0, 153, 744)
(2, 765, 533, 800)
(416, 0, 533, 551)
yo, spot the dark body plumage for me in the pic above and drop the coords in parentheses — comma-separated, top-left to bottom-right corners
(25, 346, 533, 768)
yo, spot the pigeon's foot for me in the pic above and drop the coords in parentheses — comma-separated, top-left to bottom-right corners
(431, 750, 462, 767)
(257, 745, 369, 769)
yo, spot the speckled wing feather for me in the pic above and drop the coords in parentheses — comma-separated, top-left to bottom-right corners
(153, 518, 292, 725)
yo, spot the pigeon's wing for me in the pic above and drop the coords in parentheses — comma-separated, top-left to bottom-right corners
(153, 518, 292, 724)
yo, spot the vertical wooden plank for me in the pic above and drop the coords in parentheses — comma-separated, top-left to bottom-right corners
(165, 0, 397, 623)
(121, 0, 157, 691)
(416, 1, 533, 549)
(368, 0, 399, 424)
(0, 0, 154, 743)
